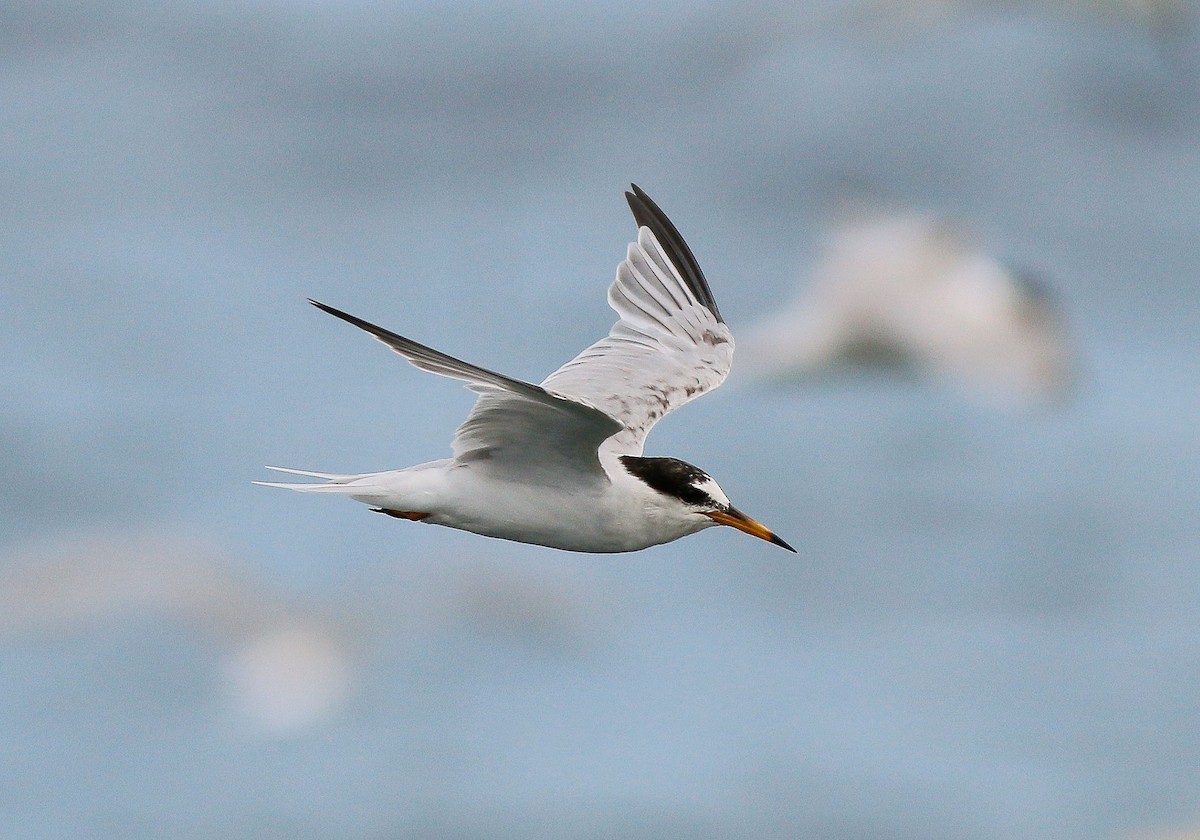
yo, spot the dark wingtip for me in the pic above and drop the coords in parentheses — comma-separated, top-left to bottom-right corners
(624, 182, 648, 215)
(623, 183, 666, 234)
(308, 298, 338, 316)
(307, 298, 376, 332)
(622, 184, 724, 324)
(305, 298, 418, 352)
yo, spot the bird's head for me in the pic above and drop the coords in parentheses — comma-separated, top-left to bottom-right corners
(619, 456, 796, 552)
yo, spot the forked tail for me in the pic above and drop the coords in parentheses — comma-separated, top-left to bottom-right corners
(253, 466, 368, 493)
(254, 465, 429, 516)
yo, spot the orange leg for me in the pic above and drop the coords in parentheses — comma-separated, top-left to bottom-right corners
(372, 508, 431, 521)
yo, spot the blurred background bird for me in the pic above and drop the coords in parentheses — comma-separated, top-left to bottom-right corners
(738, 206, 1077, 408)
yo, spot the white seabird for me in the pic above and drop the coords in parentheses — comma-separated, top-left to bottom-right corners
(258, 185, 794, 554)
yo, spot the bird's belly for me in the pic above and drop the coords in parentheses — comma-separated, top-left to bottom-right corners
(429, 475, 682, 553)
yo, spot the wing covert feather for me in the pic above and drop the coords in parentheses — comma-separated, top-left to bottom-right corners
(541, 188, 733, 456)
(309, 300, 620, 481)
(309, 185, 730, 475)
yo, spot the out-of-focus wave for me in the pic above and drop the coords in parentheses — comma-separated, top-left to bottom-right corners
(0, 528, 355, 735)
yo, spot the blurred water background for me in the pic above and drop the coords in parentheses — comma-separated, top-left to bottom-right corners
(3, 1, 1200, 838)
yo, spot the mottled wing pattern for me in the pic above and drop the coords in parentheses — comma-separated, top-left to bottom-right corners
(308, 301, 621, 484)
(309, 186, 730, 476)
(541, 186, 734, 456)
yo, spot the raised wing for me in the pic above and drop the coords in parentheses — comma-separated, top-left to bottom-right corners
(308, 301, 621, 484)
(541, 184, 734, 456)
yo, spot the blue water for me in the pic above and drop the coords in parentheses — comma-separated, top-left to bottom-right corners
(3, 2, 1199, 837)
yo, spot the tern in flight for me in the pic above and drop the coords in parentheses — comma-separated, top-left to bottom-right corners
(257, 185, 794, 554)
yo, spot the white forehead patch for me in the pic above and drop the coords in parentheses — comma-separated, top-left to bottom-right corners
(692, 476, 730, 509)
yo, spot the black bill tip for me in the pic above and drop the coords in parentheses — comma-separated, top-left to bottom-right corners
(769, 532, 798, 553)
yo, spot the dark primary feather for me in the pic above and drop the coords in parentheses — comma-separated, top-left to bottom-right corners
(625, 184, 724, 324)
(540, 186, 734, 456)
(308, 299, 554, 405)
(307, 298, 622, 476)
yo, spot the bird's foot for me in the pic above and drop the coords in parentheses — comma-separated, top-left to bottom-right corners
(371, 508, 431, 521)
